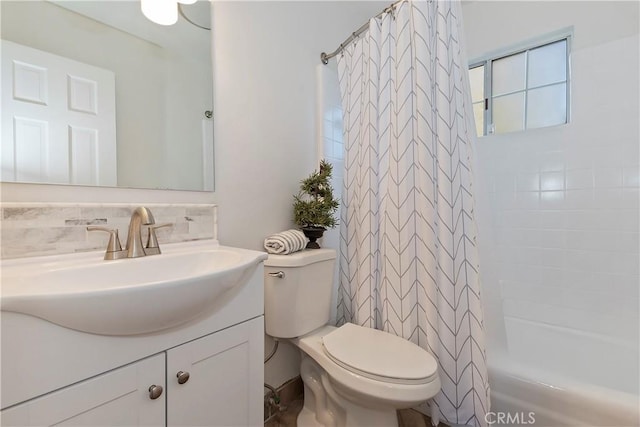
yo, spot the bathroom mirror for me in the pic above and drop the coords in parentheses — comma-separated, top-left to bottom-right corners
(0, 0, 213, 191)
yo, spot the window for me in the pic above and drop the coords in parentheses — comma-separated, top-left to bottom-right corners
(469, 36, 570, 137)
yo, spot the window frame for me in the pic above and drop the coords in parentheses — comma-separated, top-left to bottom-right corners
(469, 27, 573, 136)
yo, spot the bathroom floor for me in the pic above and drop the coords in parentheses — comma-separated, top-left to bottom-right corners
(264, 399, 444, 427)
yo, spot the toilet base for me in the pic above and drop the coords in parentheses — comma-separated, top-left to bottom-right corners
(297, 353, 399, 427)
(297, 407, 324, 427)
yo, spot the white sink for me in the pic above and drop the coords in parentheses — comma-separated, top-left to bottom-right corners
(0, 240, 267, 335)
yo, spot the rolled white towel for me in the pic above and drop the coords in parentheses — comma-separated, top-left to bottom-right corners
(264, 229, 307, 255)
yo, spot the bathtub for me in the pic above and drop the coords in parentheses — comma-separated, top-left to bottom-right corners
(488, 358, 639, 427)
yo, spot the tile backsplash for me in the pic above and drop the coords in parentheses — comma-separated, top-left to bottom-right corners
(0, 203, 217, 259)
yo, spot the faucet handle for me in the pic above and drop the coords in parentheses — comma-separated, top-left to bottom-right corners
(87, 226, 126, 260)
(145, 223, 173, 255)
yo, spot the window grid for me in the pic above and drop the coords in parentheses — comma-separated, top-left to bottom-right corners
(523, 49, 529, 131)
(486, 59, 492, 136)
(470, 64, 486, 137)
(470, 35, 571, 137)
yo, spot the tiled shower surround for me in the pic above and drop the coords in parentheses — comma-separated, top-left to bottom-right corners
(0, 203, 217, 259)
(473, 33, 639, 394)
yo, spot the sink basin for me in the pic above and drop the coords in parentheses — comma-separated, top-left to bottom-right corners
(1, 240, 267, 335)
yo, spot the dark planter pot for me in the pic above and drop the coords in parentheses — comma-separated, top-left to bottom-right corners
(301, 226, 326, 249)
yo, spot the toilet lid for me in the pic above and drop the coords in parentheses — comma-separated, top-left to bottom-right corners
(322, 323, 438, 385)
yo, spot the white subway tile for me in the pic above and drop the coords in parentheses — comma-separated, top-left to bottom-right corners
(541, 171, 565, 191)
(494, 173, 517, 193)
(609, 251, 640, 276)
(623, 167, 640, 188)
(592, 146, 624, 169)
(565, 210, 615, 231)
(538, 210, 565, 229)
(493, 227, 510, 247)
(614, 232, 640, 253)
(595, 250, 629, 275)
(565, 169, 594, 190)
(564, 249, 602, 273)
(505, 228, 534, 247)
(524, 228, 546, 247)
(600, 273, 640, 298)
(505, 318, 639, 392)
(592, 188, 622, 209)
(621, 188, 640, 210)
(561, 268, 599, 290)
(617, 210, 640, 232)
(516, 172, 540, 192)
(565, 230, 590, 251)
(501, 210, 539, 229)
(594, 167, 623, 188)
(503, 299, 639, 341)
(536, 229, 566, 249)
(541, 281, 630, 315)
(497, 264, 524, 284)
(565, 149, 594, 170)
(495, 191, 517, 211)
(520, 247, 565, 268)
(537, 266, 565, 283)
(620, 143, 640, 167)
(496, 246, 520, 265)
(540, 191, 565, 210)
(565, 230, 633, 252)
(564, 189, 594, 210)
(538, 151, 565, 172)
(515, 191, 540, 210)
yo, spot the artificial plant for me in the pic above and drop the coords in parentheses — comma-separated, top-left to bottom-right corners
(293, 159, 339, 230)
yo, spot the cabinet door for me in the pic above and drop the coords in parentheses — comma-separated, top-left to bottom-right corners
(167, 317, 264, 427)
(0, 353, 165, 427)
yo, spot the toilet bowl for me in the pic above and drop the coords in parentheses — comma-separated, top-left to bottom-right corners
(264, 249, 441, 427)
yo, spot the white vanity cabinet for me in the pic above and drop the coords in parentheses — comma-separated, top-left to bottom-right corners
(1, 245, 267, 427)
(167, 318, 263, 427)
(0, 317, 264, 427)
(0, 354, 166, 426)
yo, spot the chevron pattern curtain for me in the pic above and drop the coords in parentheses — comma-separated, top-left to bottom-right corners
(335, 1, 489, 426)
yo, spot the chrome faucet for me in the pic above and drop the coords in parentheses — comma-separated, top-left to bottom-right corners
(125, 206, 156, 258)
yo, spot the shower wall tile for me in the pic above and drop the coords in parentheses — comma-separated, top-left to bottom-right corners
(474, 34, 640, 388)
(503, 299, 639, 341)
(0, 203, 217, 259)
(504, 317, 638, 394)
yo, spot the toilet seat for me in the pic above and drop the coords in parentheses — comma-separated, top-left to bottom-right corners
(322, 323, 438, 385)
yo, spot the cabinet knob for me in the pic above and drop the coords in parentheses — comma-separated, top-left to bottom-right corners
(176, 370, 190, 384)
(148, 384, 163, 400)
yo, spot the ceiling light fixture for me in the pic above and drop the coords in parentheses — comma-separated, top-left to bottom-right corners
(142, 0, 198, 26)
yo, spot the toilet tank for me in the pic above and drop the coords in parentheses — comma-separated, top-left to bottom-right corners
(264, 249, 336, 338)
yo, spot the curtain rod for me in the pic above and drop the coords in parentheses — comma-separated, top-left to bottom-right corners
(320, 0, 405, 65)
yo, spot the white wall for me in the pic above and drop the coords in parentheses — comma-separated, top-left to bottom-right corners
(211, 0, 385, 388)
(462, 1, 639, 394)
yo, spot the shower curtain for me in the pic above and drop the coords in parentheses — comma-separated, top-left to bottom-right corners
(335, 1, 489, 426)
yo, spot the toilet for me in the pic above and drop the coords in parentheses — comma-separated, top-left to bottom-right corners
(264, 249, 441, 427)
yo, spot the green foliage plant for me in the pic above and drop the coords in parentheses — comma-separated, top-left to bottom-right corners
(293, 160, 339, 229)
